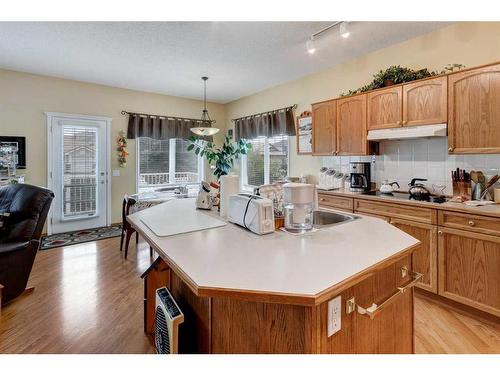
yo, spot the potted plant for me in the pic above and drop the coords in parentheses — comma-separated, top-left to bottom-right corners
(187, 135, 252, 180)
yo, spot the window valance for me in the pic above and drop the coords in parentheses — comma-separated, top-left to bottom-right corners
(124, 111, 213, 141)
(233, 105, 297, 141)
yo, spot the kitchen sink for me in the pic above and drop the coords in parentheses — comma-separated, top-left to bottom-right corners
(312, 210, 359, 228)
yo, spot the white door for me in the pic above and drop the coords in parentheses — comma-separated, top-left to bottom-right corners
(47, 113, 111, 234)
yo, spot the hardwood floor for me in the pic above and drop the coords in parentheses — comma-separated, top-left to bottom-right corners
(0, 237, 155, 354)
(0, 237, 498, 354)
(414, 293, 500, 354)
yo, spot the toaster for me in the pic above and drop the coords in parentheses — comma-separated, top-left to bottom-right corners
(227, 194, 275, 235)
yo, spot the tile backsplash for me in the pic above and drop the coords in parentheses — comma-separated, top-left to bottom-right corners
(321, 138, 500, 196)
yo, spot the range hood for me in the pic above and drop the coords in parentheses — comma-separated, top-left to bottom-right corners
(367, 123, 447, 141)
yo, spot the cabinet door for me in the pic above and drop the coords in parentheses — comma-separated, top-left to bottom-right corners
(438, 228, 500, 317)
(351, 255, 414, 354)
(403, 76, 447, 127)
(312, 100, 336, 155)
(367, 86, 402, 130)
(390, 218, 438, 293)
(337, 94, 367, 155)
(448, 64, 500, 153)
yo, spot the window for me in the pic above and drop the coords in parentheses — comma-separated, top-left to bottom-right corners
(137, 137, 203, 193)
(241, 135, 289, 190)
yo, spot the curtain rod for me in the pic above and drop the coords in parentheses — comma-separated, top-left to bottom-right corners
(231, 104, 297, 122)
(121, 110, 216, 124)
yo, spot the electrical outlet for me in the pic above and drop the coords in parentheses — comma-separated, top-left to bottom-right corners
(327, 295, 341, 337)
(112, 169, 120, 177)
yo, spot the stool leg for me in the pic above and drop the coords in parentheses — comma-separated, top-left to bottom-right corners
(135, 231, 139, 244)
(124, 229, 134, 259)
(120, 227, 125, 251)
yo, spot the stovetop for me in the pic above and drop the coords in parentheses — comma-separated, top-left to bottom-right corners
(362, 191, 448, 204)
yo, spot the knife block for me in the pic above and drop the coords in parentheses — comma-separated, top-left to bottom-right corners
(452, 181, 471, 201)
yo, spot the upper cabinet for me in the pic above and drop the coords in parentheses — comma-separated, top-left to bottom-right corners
(312, 100, 336, 155)
(337, 94, 368, 155)
(366, 77, 447, 131)
(367, 86, 402, 130)
(448, 63, 500, 154)
(403, 76, 447, 127)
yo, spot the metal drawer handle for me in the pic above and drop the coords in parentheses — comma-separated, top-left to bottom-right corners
(346, 270, 423, 320)
(468, 220, 475, 226)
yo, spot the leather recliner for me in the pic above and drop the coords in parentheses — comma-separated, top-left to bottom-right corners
(0, 184, 54, 305)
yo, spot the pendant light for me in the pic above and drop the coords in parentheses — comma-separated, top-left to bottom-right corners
(190, 76, 219, 136)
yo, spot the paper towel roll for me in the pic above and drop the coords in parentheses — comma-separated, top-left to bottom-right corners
(220, 174, 240, 218)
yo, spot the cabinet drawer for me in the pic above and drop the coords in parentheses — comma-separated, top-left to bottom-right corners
(438, 211, 500, 236)
(318, 194, 353, 212)
(354, 199, 436, 224)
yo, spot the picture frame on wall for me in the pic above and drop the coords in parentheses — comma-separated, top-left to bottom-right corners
(296, 111, 312, 155)
(0, 136, 26, 169)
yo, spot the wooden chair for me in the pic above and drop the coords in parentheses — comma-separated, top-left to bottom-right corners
(120, 195, 153, 259)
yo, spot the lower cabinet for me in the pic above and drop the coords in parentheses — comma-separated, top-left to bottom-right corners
(316, 254, 414, 354)
(437, 228, 500, 317)
(390, 218, 438, 293)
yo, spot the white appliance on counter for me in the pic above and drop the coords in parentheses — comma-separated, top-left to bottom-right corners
(227, 194, 274, 235)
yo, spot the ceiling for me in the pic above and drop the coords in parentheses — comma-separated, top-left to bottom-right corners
(0, 22, 450, 103)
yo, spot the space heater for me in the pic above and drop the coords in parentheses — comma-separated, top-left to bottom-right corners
(154, 287, 184, 354)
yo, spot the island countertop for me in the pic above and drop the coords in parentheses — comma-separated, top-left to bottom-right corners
(128, 198, 420, 306)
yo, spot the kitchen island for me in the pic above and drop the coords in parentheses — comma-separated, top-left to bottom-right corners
(128, 198, 421, 353)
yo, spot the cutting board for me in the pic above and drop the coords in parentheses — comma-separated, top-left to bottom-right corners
(139, 198, 226, 237)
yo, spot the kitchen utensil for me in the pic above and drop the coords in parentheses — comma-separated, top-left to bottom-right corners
(408, 178, 431, 201)
(480, 174, 500, 200)
(380, 180, 400, 194)
(283, 183, 315, 233)
(464, 200, 497, 207)
(431, 184, 447, 203)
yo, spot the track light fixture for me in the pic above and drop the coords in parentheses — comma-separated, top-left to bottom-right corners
(306, 37, 316, 54)
(340, 22, 350, 38)
(305, 21, 351, 54)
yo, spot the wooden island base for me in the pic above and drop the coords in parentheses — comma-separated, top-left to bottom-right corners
(143, 254, 416, 354)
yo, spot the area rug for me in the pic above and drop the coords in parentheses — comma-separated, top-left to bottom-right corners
(40, 224, 122, 250)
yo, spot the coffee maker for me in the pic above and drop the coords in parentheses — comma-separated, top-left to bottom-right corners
(349, 162, 371, 192)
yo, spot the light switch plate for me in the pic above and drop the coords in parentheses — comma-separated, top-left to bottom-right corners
(112, 170, 120, 177)
(327, 295, 341, 337)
